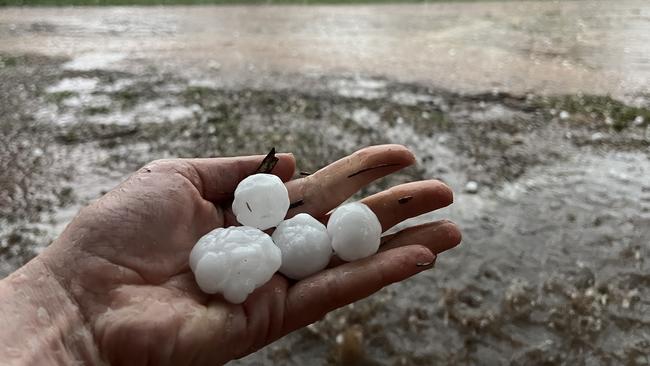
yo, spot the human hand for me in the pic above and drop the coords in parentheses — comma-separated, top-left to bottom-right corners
(0, 144, 460, 365)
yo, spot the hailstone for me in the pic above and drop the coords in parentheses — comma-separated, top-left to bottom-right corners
(190, 226, 281, 304)
(272, 213, 332, 280)
(327, 202, 382, 262)
(232, 173, 290, 230)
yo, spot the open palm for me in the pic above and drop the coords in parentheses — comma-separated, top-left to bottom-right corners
(41, 145, 461, 365)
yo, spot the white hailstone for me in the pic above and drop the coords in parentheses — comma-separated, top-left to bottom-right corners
(232, 173, 290, 230)
(591, 132, 605, 141)
(190, 226, 281, 304)
(272, 213, 332, 280)
(634, 116, 644, 125)
(327, 202, 382, 262)
(559, 110, 570, 120)
(465, 180, 479, 194)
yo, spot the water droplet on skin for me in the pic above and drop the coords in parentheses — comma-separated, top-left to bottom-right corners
(37, 307, 49, 324)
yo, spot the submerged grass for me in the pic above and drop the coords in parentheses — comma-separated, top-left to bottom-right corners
(0, 55, 23, 68)
(535, 94, 650, 131)
(46, 90, 77, 105)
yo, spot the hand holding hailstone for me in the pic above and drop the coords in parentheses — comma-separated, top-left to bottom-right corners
(0, 145, 461, 366)
(190, 161, 384, 302)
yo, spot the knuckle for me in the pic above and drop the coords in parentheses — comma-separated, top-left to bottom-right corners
(140, 158, 177, 173)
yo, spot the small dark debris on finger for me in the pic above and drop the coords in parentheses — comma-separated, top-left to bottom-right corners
(289, 199, 304, 209)
(416, 261, 434, 267)
(254, 147, 279, 174)
(347, 163, 401, 178)
(398, 196, 413, 204)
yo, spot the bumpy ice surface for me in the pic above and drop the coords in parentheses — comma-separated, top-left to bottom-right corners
(327, 202, 382, 261)
(190, 226, 281, 303)
(232, 173, 290, 230)
(272, 213, 332, 280)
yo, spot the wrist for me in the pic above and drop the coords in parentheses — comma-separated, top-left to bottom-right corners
(0, 256, 104, 365)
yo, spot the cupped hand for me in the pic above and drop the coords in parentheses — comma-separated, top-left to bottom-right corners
(40, 144, 461, 365)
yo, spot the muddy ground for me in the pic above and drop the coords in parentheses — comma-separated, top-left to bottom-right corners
(1, 51, 649, 364)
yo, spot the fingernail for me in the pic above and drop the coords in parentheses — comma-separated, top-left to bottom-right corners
(416, 255, 437, 268)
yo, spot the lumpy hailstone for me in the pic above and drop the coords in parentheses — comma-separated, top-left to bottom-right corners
(327, 202, 382, 261)
(190, 226, 281, 304)
(232, 174, 290, 230)
(272, 213, 332, 280)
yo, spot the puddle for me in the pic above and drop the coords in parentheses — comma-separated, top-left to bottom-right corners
(2, 2, 649, 96)
(62, 52, 127, 71)
(46, 76, 99, 93)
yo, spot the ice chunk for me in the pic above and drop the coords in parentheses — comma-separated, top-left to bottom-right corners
(465, 181, 479, 194)
(272, 213, 332, 280)
(559, 110, 570, 120)
(327, 202, 381, 262)
(232, 174, 290, 230)
(190, 226, 281, 303)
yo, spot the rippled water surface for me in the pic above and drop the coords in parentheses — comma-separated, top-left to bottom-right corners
(0, 1, 649, 364)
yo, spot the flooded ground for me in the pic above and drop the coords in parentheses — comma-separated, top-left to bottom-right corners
(1, 1, 650, 98)
(1, 1, 650, 365)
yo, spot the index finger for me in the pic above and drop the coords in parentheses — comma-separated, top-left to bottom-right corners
(285, 144, 415, 219)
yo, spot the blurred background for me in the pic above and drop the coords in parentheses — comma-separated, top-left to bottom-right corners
(1, 0, 649, 364)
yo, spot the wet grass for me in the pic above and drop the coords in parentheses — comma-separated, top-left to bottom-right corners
(536, 94, 650, 131)
(0, 55, 24, 68)
(46, 90, 77, 104)
(55, 123, 140, 144)
(83, 106, 111, 115)
(109, 89, 141, 109)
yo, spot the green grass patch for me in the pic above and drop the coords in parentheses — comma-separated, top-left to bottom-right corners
(83, 106, 111, 115)
(536, 94, 650, 131)
(46, 90, 77, 104)
(110, 89, 142, 109)
(0, 55, 27, 68)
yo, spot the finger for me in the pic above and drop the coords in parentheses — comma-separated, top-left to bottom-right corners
(282, 245, 435, 334)
(186, 153, 296, 203)
(379, 220, 462, 253)
(285, 144, 415, 219)
(360, 180, 453, 232)
(328, 220, 461, 267)
(318, 179, 453, 268)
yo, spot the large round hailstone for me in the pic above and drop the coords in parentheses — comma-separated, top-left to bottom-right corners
(232, 173, 290, 230)
(327, 202, 382, 262)
(272, 213, 332, 280)
(190, 226, 281, 304)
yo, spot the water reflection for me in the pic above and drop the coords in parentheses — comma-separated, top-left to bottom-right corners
(0, 1, 649, 97)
